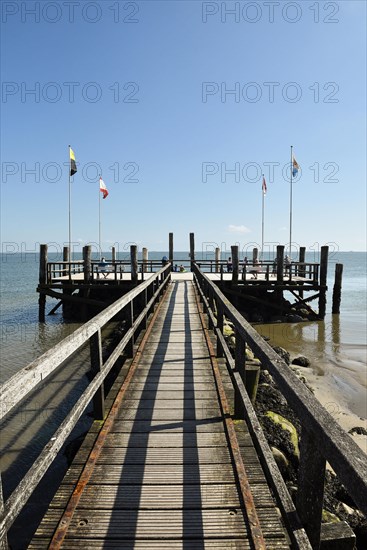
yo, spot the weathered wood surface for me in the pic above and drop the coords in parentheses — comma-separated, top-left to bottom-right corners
(30, 281, 290, 549)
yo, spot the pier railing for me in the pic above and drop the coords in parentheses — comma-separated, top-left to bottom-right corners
(0, 264, 171, 547)
(196, 259, 319, 283)
(193, 262, 366, 549)
(45, 260, 167, 284)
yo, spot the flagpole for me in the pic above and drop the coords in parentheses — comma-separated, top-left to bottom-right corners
(99, 175, 102, 260)
(68, 145, 72, 260)
(289, 145, 293, 257)
(261, 174, 265, 260)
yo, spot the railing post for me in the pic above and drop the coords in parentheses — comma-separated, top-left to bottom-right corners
(231, 245, 239, 284)
(89, 329, 105, 420)
(297, 428, 326, 549)
(276, 245, 284, 284)
(83, 245, 92, 283)
(126, 300, 134, 357)
(216, 302, 224, 357)
(318, 246, 329, 318)
(63, 245, 69, 278)
(0, 472, 8, 550)
(332, 263, 343, 314)
(142, 247, 148, 273)
(215, 247, 220, 272)
(299, 246, 306, 298)
(189, 232, 195, 270)
(169, 232, 174, 265)
(130, 245, 138, 285)
(38, 244, 48, 322)
(234, 330, 245, 418)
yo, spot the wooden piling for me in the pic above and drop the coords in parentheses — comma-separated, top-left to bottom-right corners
(0, 472, 8, 550)
(253, 247, 259, 263)
(63, 246, 69, 278)
(142, 247, 148, 273)
(38, 244, 48, 322)
(111, 246, 116, 263)
(215, 247, 220, 272)
(319, 246, 329, 318)
(231, 245, 239, 284)
(298, 246, 306, 299)
(169, 233, 174, 264)
(276, 245, 284, 284)
(332, 263, 343, 314)
(189, 232, 195, 270)
(83, 246, 92, 283)
(130, 245, 138, 285)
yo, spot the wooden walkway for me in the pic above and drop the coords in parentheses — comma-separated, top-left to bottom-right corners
(30, 281, 290, 549)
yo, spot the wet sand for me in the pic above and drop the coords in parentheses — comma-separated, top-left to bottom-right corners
(256, 317, 367, 455)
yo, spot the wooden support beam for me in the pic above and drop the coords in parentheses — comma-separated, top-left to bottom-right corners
(215, 247, 220, 272)
(299, 246, 306, 298)
(0, 473, 8, 550)
(111, 246, 116, 263)
(130, 245, 138, 285)
(297, 428, 326, 549)
(63, 246, 69, 278)
(318, 246, 329, 318)
(332, 263, 343, 314)
(142, 247, 148, 273)
(38, 244, 48, 322)
(189, 232, 195, 270)
(83, 245, 92, 283)
(231, 245, 239, 284)
(276, 245, 284, 284)
(253, 247, 259, 263)
(39, 287, 106, 309)
(169, 232, 174, 264)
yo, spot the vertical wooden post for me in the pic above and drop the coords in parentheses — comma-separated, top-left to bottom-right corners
(0, 471, 8, 549)
(231, 245, 239, 284)
(83, 245, 92, 283)
(234, 330, 246, 418)
(215, 247, 220, 272)
(245, 365, 260, 404)
(298, 246, 306, 299)
(63, 245, 69, 277)
(125, 301, 134, 357)
(189, 232, 195, 270)
(130, 245, 138, 285)
(169, 232, 174, 264)
(319, 246, 329, 318)
(90, 330, 105, 420)
(142, 247, 148, 273)
(332, 263, 343, 314)
(253, 247, 259, 263)
(276, 245, 284, 284)
(216, 303, 224, 357)
(297, 428, 326, 549)
(38, 244, 48, 322)
(111, 246, 116, 263)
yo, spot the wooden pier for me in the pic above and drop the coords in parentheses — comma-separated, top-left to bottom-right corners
(1, 236, 361, 550)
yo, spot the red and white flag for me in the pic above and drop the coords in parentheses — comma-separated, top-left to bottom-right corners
(99, 177, 109, 199)
(262, 175, 267, 195)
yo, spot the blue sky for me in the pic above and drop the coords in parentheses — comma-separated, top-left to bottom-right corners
(1, 0, 366, 255)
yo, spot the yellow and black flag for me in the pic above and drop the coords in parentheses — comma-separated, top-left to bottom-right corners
(69, 146, 77, 176)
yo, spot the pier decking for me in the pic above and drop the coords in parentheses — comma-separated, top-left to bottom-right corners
(29, 281, 290, 548)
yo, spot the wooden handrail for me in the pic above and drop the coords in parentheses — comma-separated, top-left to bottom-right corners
(0, 265, 171, 544)
(193, 263, 367, 545)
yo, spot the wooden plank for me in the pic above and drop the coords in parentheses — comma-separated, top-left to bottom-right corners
(49, 482, 274, 510)
(31, 508, 287, 539)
